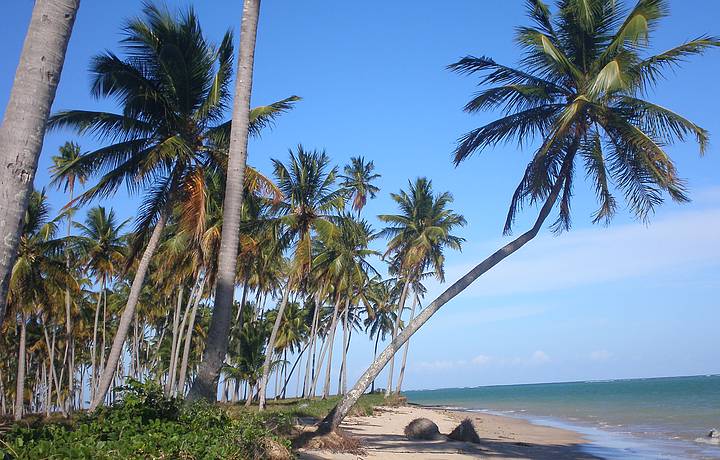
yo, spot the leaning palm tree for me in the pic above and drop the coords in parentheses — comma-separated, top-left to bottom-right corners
(320, 0, 718, 432)
(378, 178, 465, 396)
(190, 0, 264, 402)
(0, 0, 80, 320)
(339, 157, 381, 217)
(46, 4, 298, 409)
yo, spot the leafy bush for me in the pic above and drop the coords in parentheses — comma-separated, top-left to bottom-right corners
(1, 380, 292, 460)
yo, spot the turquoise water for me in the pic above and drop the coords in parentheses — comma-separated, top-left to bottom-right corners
(404, 375, 720, 459)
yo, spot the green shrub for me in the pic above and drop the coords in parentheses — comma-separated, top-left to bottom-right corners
(1, 380, 292, 460)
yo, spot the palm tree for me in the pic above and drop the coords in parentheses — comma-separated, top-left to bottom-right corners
(320, 0, 718, 432)
(49, 141, 88, 411)
(313, 215, 378, 397)
(364, 278, 398, 393)
(0, 0, 80, 320)
(340, 157, 381, 217)
(46, 4, 298, 409)
(378, 178, 465, 396)
(74, 207, 126, 398)
(191, 0, 264, 402)
(7, 190, 68, 419)
(257, 146, 345, 409)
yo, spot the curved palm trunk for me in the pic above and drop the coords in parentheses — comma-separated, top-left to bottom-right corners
(281, 342, 309, 398)
(385, 279, 410, 397)
(0, 0, 80, 322)
(189, 0, 261, 401)
(177, 276, 207, 396)
(90, 212, 168, 411)
(318, 154, 574, 433)
(14, 313, 27, 421)
(395, 295, 418, 395)
(258, 282, 291, 410)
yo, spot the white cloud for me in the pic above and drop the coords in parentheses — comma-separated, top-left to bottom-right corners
(590, 350, 612, 361)
(530, 350, 550, 364)
(433, 207, 720, 298)
(416, 360, 458, 371)
(415, 351, 551, 372)
(471, 354, 492, 366)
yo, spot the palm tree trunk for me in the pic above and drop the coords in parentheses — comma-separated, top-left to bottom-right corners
(189, 0, 261, 401)
(63, 187, 74, 412)
(42, 322, 66, 416)
(165, 285, 184, 396)
(370, 332, 380, 393)
(385, 279, 410, 397)
(99, 288, 107, 392)
(0, 0, 80, 322)
(90, 279, 103, 400)
(14, 313, 27, 421)
(309, 335, 330, 397)
(339, 299, 350, 395)
(258, 280, 291, 410)
(395, 295, 418, 395)
(302, 292, 322, 397)
(281, 342, 308, 398)
(321, 293, 343, 399)
(177, 276, 207, 396)
(90, 211, 168, 411)
(318, 153, 575, 433)
(343, 320, 353, 395)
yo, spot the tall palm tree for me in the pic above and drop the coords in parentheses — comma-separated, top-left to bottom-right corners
(46, 4, 297, 409)
(378, 178, 465, 396)
(74, 207, 126, 398)
(49, 141, 88, 412)
(0, 0, 80, 321)
(191, 0, 264, 402)
(257, 146, 345, 409)
(313, 215, 378, 397)
(340, 157, 381, 217)
(320, 0, 717, 432)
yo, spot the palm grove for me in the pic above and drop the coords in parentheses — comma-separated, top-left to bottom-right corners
(0, 0, 717, 436)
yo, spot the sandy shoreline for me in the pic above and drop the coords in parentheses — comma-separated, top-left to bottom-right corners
(298, 405, 602, 459)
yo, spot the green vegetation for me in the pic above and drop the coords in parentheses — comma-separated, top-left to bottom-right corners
(1, 381, 292, 459)
(0, 381, 396, 459)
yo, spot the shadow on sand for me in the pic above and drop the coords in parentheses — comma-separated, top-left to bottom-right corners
(300, 426, 605, 459)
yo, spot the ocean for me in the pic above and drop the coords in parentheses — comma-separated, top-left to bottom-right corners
(404, 375, 720, 459)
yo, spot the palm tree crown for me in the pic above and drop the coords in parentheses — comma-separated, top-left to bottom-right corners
(449, 0, 718, 232)
(48, 3, 298, 237)
(340, 157, 381, 216)
(379, 177, 466, 282)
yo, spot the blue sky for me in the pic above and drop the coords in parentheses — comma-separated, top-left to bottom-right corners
(2, 0, 719, 393)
